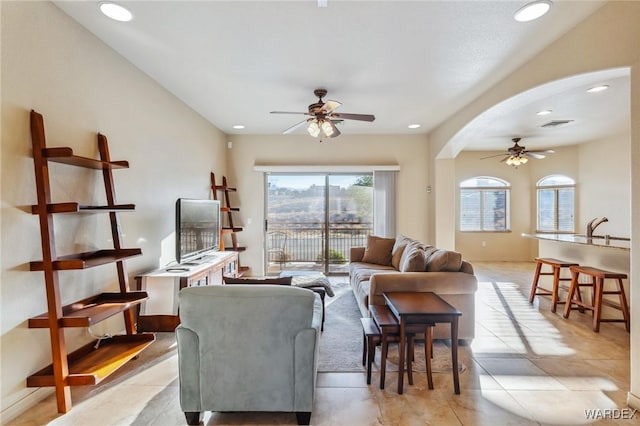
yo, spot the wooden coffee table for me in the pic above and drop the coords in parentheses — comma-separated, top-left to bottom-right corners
(383, 291, 462, 395)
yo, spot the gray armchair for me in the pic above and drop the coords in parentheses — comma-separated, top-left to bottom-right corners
(176, 284, 322, 425)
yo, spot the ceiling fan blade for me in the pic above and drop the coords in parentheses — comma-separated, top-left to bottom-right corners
(480, 153, 510, 160)
(282, 119, 308, 134)
(270, 111, 310, 115)
(527, 149, 555, 154)
(330, 112, 375, 122)
(523, 152, 546, 159)
(323, 100, 342, 113)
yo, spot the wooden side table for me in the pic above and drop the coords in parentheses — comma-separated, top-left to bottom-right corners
(383, 291, 462, 395)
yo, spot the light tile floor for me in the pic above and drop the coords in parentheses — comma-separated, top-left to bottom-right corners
(6, 262, 636, 425)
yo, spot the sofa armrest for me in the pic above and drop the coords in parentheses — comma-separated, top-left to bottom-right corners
(350, 247, 365, 263)
(460, 260, 474, 274)
(369, 272, 478, 306)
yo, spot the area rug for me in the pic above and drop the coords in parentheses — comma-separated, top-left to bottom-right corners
(318, 286, 466, 375)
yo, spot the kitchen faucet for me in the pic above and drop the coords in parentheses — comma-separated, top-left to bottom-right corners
(586, 217, 608, 238)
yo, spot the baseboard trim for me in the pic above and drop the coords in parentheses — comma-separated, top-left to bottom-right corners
(1, 388, 53, 423)
(628, 391, 640, 410)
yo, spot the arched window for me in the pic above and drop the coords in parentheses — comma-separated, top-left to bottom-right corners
(459, 177, 510, 231)
(537, 175, 575, 232)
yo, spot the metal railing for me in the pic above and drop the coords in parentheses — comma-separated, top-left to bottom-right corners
(267, 223, 372, 264)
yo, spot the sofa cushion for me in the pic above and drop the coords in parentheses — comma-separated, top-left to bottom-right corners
(398, 241, 425, 270)
(425, 249, 463, 272)
(400, 247, 426, 272)
(362, 235, 395, 266)
(391, 234, 413, 270)
(350, 264, 395, 285)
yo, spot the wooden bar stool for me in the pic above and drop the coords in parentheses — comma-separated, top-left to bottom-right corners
(562, 265, 630, 332)
(529, 257, 579, 313)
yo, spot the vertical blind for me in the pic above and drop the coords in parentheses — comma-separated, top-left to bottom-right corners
(373, 170, 397, 237)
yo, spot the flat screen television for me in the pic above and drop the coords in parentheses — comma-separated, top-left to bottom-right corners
(175, 198, 221, 264)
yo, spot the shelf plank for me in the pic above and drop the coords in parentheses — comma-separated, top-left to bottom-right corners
(29, 292, 149, 328)
(224, 246, 246, 252)
(220, 207, 240, 212)
(213, 185, 237, 192)
(30, 248, 142, 271)
(26, 334, 155, 387)
(43, 147, 129, 170)
(222, 227, 243, 232)
(31, 203, 136, 214)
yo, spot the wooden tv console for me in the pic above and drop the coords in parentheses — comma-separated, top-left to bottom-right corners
(135, 251, 239, 331)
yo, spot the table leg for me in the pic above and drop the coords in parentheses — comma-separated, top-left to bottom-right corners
(380, 332, 388, 389)
(425, 326, 433, 390)
(397, 318, 406, 394)
(451, 317, 460, 395)
(366, 336, 376, 385)
(407, 334, 414, 386)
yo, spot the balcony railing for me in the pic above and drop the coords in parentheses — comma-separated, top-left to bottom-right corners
(267, 223, 372, 264)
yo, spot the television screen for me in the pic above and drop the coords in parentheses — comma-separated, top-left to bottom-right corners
(176, 198, 221, 264)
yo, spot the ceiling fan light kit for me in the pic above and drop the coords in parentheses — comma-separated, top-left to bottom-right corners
(505, 155, 528, 167)
(271, 88, 375, 140)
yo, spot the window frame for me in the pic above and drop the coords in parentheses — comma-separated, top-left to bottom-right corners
(459, 176, 511, 233)
(536, 175, 575, 233)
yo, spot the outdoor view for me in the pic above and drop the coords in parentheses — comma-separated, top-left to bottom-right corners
(266, 174, 373, 274)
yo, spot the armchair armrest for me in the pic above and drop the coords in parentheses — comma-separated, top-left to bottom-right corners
(350, 247, 365, 263)
(176, 325, 201, 412)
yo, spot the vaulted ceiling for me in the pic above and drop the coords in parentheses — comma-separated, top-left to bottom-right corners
(54, 1, 628, 152)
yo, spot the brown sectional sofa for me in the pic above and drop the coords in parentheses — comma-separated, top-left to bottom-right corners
(349, 235, 478, 341)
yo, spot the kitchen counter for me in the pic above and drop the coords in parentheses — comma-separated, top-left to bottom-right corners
(522, 233, 631, 251)
(524, 232, 631, 314)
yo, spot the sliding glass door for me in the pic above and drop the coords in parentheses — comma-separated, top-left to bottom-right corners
(265, 173, 373, 275)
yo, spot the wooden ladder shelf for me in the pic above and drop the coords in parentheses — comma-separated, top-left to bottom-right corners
(211, 173, 249, 275)
(28, 110, 155, 413)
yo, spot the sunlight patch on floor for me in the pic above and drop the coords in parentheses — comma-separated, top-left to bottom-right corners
(474, 280, 576, 357)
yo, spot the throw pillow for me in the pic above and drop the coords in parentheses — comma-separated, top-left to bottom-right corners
(398, 240, 422, 270)
(362, 235, 395, 266)
(400, 247, 426, 272)
(425, 250, 462, 272)
(391, 234, 413, 270)
(223, 276, 292, 285)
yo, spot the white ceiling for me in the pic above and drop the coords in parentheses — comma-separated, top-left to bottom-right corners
(53, 0, 628, 152)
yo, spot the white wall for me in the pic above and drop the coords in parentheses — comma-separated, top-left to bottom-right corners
(225, 134, 429, 275)
(577, 132, 631, 237)
(1, 2, 227, 416)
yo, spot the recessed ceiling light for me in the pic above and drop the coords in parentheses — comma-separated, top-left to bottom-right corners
(536, 109, 552, 116)
(514, 0, 552, 22)
(99, 2, 134, 22)
(408, 124, 421, 129)
(232, 125, 245, 130)
(586, 85, 610, 93)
